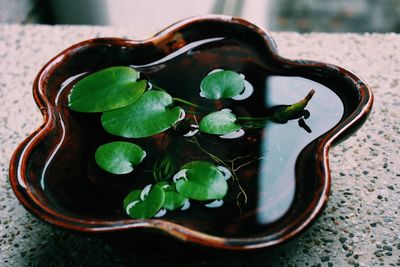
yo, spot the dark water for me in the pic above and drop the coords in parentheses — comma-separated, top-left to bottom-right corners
(42, 37, 344, 237)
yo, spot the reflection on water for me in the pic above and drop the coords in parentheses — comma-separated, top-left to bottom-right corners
(256, 76, 344, 224)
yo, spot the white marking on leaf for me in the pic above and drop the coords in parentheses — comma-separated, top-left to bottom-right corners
(217, 166, 232, 180)
(154, 208, 167, 218)
(205, 199, 224, 208)
(140, 151, 147, 161)
(220, 129, 245, 139)
(207, 68, 224, 75)
(125, 200, 139, 214)
(140, 184, 152, 201)
(183, 129, 199, 137)
(147, 81, 153, 90)
(232, 80, 254, 101)
(161, 184, 170, 190)
(180, 200, 191, 210)
(178, 109, 186, 121)
(173, 169, 188, 183)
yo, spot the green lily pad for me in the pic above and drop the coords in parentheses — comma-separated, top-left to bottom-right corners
(68, 66, 146, 112)
(199, 109, 242, 135)
(123, 183, 165, 219)
(159, 183, 188, 211)
(102, 90, 185, 138)
(200, 70, 244, 99)
(174, 162, 228, 201)
(95, 141, 145, 175)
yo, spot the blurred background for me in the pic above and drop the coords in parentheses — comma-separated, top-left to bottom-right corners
(1, 0, 400, 32)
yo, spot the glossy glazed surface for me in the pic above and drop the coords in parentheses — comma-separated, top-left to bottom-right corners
(9, 15, 373, 250)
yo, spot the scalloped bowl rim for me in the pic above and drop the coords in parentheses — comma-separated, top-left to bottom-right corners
(9, 15, 373, 250)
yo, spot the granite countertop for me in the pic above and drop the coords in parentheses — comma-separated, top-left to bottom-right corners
(0, 24, 399, 266)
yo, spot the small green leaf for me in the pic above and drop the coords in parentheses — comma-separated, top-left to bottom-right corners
(68, 66, 146, 112)
(161, 184, 188, 211)
(200, 70, 244, 99)
(123, 183, 165, 219)
(175, 162, 228, 201)
(199, 109, 241, 135)
(95, 141, 145, 175)
(156, 182, 188, 211)
(101, 91, 185, 138)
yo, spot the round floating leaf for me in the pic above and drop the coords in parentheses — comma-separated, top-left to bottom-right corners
(200, 70, 244, 99)
(68, 66, 146, 112)
(95, 141, 145, 175)
(123, 183, 165, 219)
(102, 91, 184, 138)
(175, 163, 228, 201)
(160, 184, 188, 211)
(199, 109, 241, 135)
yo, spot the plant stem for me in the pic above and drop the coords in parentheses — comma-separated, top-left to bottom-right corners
(150, 84, 166, 92)
(272, 89, 315, 123)
(151, 83, 211, 112)
(238, 89, 315, 124)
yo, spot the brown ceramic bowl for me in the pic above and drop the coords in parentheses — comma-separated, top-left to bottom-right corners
(9, 15, 373, 252)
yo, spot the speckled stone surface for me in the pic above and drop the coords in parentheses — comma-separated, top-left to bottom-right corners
(0, 24, 399, 266)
